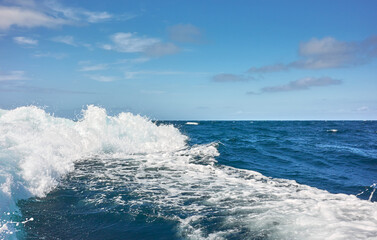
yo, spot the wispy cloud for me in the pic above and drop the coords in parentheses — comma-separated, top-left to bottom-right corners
(0, 80, 93, 94)
(33, 52, 67, 59)
(77, 57, 150, 73)
(13, 36, 38, 45)
(86, 74, 119, 82)
(44, 0, 115, 24)
(0, 5, 68, 30)
(140, 89, 165, 95)
(258, 77, 342, 93)
(124, 70, 207, 80)
(168, 24, 202, 43)
(103, 32, 159, 52)
(83, 11, 113, 23)
(248, 36, 377, 73)
(0, 70, 28, 81)
(0, 0, 129, 31)
(212, 73, 252, 83)
(356, 106, 369, 112)
(103, 32, 180, 57)
(51, 35, 92, 49)
(51, 35, 76, 46)
(79, 64, 108, 72)
(119, 57, 150, 64)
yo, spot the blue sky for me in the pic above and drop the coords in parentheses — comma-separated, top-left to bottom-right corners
(0, 0, 376, 120)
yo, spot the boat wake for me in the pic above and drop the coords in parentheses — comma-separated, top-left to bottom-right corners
(1, 106, 376, 239)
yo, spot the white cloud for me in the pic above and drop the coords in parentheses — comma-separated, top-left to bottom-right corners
(249, 36, 377, 72)
(79, 64, 108, 72)
(44, 0, 114, 24)
(77, 57, 151, 75)
(13, 36, 38, 45)
(51, 35, 77, 46)
(103, 32, 180, 57)
(86, 74, 118, 82)
(0, 70, 28, 81)
(356, 106, 369, 112)
(0, 6, 68, 30)
(33, 52, 67, 59)
(0, 0, 127, 31)
(261, 77, 342, 92)
(103, 32, 159, 53)
(84, 11, 113, 23)
(51, 35, 92, 49)
(168, 24, 202, 43)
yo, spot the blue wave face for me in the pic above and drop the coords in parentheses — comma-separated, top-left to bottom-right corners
(1, 107, 377, 239)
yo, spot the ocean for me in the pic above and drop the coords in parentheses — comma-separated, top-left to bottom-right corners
(1, 106, 376, 239)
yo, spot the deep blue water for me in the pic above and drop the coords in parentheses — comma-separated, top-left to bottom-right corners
(14, 121, 377, 239)
(180, 121, 377, 199)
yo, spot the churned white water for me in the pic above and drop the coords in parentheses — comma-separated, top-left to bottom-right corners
(75, 147, 377, 240)
(0, 105, 186, 238)
(1, 106, 377, 239)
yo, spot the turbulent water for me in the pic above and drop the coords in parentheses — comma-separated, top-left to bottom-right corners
(0, 106, 376, 239)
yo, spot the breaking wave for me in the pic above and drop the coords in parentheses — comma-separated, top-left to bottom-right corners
(0, 105, 186, 238)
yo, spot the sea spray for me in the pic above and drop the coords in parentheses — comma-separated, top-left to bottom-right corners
(0, 105, 187, 238)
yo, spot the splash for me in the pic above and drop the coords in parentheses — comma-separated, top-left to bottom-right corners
(0, 105, 187, 238)
(357, 183, 377, 201)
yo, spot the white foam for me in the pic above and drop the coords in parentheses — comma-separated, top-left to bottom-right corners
(186, 122, 199, 125)
(70, 144, 377, 240)
(327, 129, 338, 133)
(0, 105, 187, 238)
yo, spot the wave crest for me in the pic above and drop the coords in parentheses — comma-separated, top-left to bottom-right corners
(0, 105, 188, 237)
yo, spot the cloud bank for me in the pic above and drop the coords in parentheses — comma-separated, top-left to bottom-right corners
(249, 36, 377, 72)
(259, 77, 342, 93)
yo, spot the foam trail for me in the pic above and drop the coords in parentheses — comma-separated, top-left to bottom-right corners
(65, 144, 377, 240)
(369, 183, 377, 201)
(0, 105, 186, 238)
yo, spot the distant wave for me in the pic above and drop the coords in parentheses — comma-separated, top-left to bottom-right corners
(186, 122, 199, 125)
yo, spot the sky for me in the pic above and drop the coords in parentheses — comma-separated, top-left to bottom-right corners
(0, 0, 376, 120)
